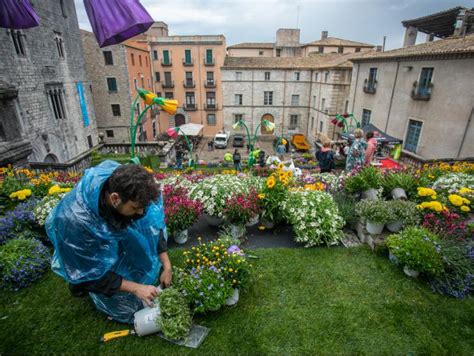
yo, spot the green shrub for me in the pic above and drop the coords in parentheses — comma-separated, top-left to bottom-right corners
(333, 191, 357, 227)
(382, 172, 418, 198)
(387, 200, 421, 226)
(356, 199, 391, 224)
(157, 287, 192, 341)
(345, 166, 382, 194)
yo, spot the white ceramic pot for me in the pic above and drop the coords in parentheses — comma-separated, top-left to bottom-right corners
(245, 215, 259, 227)
(225, 288, 240, 306)
(391, 188, 407, 200)
(204, 213, 224, 226)
(388, 252, 399, 265)
(173, 229, 188, 244)
(261, 218, 275, 229)
(134, 303, 162, 337)
(403, 265, 420, 278)
(362, 188, 378, 200)
(366, 221, 384, 235)
(386, 221, 403, 233)
(230, 224, 246, 239)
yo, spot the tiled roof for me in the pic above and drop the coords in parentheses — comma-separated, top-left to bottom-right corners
(223, 53, 356, 69)
(227, 42, 274, 49)
(350, 34, 474, 61)
(302, 37, 374, 48)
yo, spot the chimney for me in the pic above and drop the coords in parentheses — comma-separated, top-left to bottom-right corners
(376, 45, 382, 52)
(321, 31, 328, 39)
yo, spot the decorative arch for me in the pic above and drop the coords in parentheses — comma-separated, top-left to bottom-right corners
(43, 153, 58, 163)
(261, 114, 274, 135)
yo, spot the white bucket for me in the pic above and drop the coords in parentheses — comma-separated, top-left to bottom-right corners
(391, 188, 407, 200)
(134, 303, 162, 337)
(246, 215, 259, 227)
(403, 265, 420, 278)
(230, 224, 246, 239)
(174, 229, 188, 244)
(386, 221, 403, 233)
(225, 288, 240, 306)
(204, 214, 224, 226)
(366, 221, 384, 235)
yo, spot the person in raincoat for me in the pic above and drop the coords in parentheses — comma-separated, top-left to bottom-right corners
(46, 161, 172, 323)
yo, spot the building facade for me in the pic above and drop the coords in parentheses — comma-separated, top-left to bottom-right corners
(149, 35, 226, 136)
(81, 31, 156, 143)
(0, 0, 97, 165)
(348, 34, 474, 160)
(222, 55, 353, 142)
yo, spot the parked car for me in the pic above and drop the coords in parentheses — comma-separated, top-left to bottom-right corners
(214, 131, 230, 149)
(232, 134, 245, 147)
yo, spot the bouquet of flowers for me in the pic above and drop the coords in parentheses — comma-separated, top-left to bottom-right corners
(163, 185, 202, 236)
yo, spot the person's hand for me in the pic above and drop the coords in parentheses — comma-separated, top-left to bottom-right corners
(133, 284, 159, 306)
(160, 268, 172, 288)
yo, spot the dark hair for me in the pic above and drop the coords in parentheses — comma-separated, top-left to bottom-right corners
(108, 164, 160, 206)
(366, 131, 374, 139)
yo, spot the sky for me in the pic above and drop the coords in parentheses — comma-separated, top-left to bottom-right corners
(74, 0, 474, 50)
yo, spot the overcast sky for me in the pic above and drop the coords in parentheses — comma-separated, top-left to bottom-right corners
(75, 0, 473, 50)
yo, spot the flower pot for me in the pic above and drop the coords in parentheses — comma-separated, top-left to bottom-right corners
(245, 215, 259, 227)
(366, 221, 384, 235)
(388, 252, 399, 265)
(225, 288, 240, 306)
(386, 220, 403, 233)
(260, 218, 274, 229)
(403, 265, 420, 278)
(134, 304, 162, 337)
(362, 188, 378, 200)
(230, 224, 246, 239)
(203, 213, 224, 226)
(173, 229, 189, 244)
(391, 188, 407, 200)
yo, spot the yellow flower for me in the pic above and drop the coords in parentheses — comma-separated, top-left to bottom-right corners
(143, 166, 153, 173)
(459, 187, 473, 195)
(48, 185, 61, 195)
(448, 194, 464, 207)
(461, 205, 470, 212)
(258, 193, 265, 199)
(17, 194, 26, 200)
(463, 198, 471, 205)
(228, 268, 233, 273)
(266, 177, 276, 189)
(417, 187, 436, 197)
(258, 225, 265, 230)
(277, 163, 284, 170)
(233, 279, 237, 284)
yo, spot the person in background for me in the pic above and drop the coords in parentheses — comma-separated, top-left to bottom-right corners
(364, 131, 377, 166)
(345, 128, 367, 171)
(276, 141, 286, 160)
(316, 141, 336, 173)
(175, 149, 183, 169)
(258, 149, 266, 168)
(232, 149, 241, 171)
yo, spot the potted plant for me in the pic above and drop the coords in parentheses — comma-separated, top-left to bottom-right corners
(382, 172, 417, 200)
(386, 200, 421, 232)
(163, 185, 202, 244)
(223, 189, 260, 240)
(157, 288, 192, 341)
(356, 199, 391, 235)
(386, 227, 444, 278)
(345, 166, 382, 200)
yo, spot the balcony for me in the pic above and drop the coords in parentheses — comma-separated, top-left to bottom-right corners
(182, 58, 194, 66)
(204, 80, 216, 88)
(204, 57, 215, 66)
(204, 103, 218, 111)
(363, 79, 377, 94)
(162, 81, 174, 88)
(161, 60, 172, 67)
(183, 103, 197, 111)
(183, 80, 195, 88)
(411, 81, 433, 101)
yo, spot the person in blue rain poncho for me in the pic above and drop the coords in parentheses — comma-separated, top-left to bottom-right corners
(46, 161, 172, 323)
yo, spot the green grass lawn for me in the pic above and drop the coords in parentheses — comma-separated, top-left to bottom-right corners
(1, 246, 472, 355)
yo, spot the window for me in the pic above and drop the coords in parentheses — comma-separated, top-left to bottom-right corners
(54, 32, 65, 59)
(315, 72, 319, 81)
(344, 100, 349, 113)
(361, 109, 371, 127)
(106, 130, 114, 138)
(319, 120, 324, 132)
(10, 30, 26, 56)
(0, 122, 6, 141)
(165, 92, 173, 99)
(60, 0, 67, 17)
(405, 119, 423, 153)
(133, 78, 137, 89)
(131, 53, 135, 66)
(235, 94, 243, 105)
(136, 102, 140, 114)
(155, 72, 160, 82)
(87, 135, 93, 148)
(318, 46, 324, 53)
(207, 114, 216, 125)
(234, 114, 243, 123)
(338, 46, 344, 53)
(236, 72, 242, 81)
(206, 71, 214, 84)
(156, 92, 162, 97)
(321, 98, 326, 111)
(103, 51, 113, 65)
(355, 47, 361, 53)
(324, 72, 329, 82)
(264, 72, 270, 80)
(107, 78, 118, 92)
(186, 92, 195, 106)
(259, 51, 264, 56)
(185, 72, 193, 85)
(368, 68, 377, 87)
(152, 120, 157, 138)
(153, 50, 158, 60)
(206, 92, 216, 107)
(313, 95, 316, 108)
(184, 49, 192, 64)
(291, 95, 299, 106)
(164, 72, 172, 85)
(162, 50, 170, 64)
(206, 49, 213, 64)
(111, 104, 121, 116)
(294, 72, 300, 81)
(139, 55, 142, 67)
(311, 117, 314, 129)
(141, 76, 145, 88)
(419, 67, 434, 94)
(145, 56, 148, 67)
(276, 49, 281, 57)
(289, 115, 298, 130)
(264, 91, 273, 105)
(46, 85, 67, 120)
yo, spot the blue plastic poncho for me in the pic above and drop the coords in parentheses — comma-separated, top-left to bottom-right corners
(46, 160, 166, 323)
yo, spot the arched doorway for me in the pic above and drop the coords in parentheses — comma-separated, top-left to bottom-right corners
(43, 153, 58, 163)
(261, 114, 274, 135)
(175, 114, 185, 127)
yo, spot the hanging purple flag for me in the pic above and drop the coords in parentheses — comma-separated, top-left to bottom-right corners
(84, 0, 154, 48)
(0, 0, 40, 29)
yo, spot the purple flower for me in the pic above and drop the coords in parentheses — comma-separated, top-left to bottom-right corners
(227, 245, 244, 255)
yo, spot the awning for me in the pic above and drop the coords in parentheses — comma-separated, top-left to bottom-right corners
(339, 123, 403, 144)
(178, 123, 204, 136)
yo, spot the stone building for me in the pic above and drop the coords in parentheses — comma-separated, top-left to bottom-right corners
(0, 0, 97, 165)
(81, 31, 156, 143)
(222, 54, 354, 142)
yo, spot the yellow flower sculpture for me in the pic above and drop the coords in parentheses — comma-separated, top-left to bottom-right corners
(448, 194, 464, 207)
